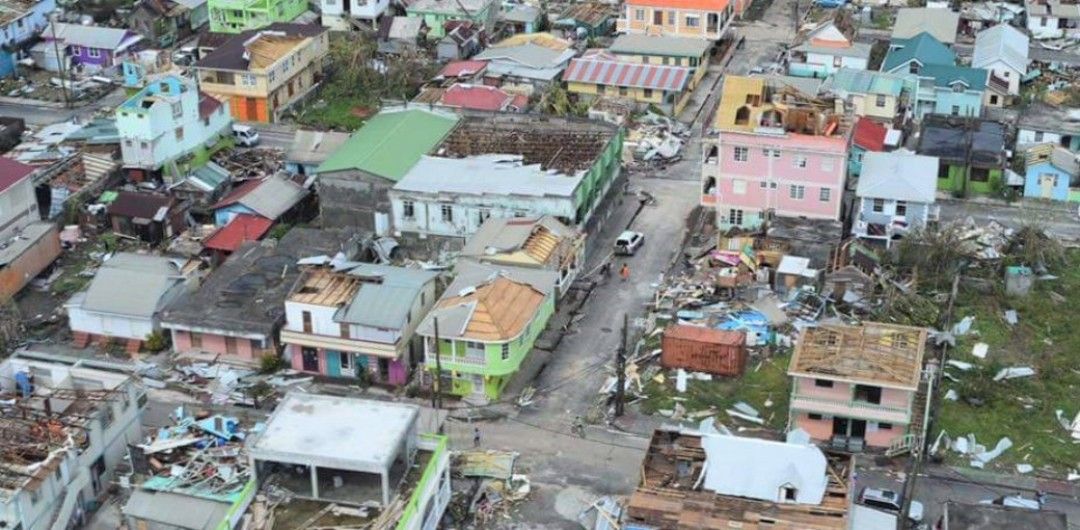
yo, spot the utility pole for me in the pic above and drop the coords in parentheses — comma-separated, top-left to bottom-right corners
(614, 313, 628, 417)
(432, 317, 443, 411)
(49, 15, 71, 109)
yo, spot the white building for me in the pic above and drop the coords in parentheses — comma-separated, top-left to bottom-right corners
(972, 24, 1029, 98)
(0, 0, 55, 49)
(0, 354, 146, 530)
(65, 253, 187, 348)
(852, 152, 940, 248)
(321, 0, 390, 30)
(247, 393, 450, 530)
(390, 155, 582, 240)
(1026, 0, 1080, 40)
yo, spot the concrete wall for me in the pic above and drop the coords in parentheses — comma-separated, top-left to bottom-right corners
(117, 76, 232, 169)
(171, 328, 270, 362)
(391, 191, 577, 239)
(316, 168, 395, 231)
(618, 3, 734, 39)
(0, 177, 38, 238)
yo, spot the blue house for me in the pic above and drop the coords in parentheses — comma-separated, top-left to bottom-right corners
(882, 32, 988, 119)
(1023, 144, 1080, 202)
(0, 0, 57, 77)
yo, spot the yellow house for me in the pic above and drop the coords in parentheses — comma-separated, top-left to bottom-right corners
(609, 34, 712, 89)
(616, 0, 737, 40)
(562, 50, 693, 115)
(194, 23, 329, 123)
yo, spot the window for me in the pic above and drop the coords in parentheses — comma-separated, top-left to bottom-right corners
(878, 422, 893, 430)
(666, 10, 675, 24)
(813, 379, 833, 388)
(950, 105, 961, 116)
(501, 343, 510, 360)
(618, 86, 627, 96)
(788, 185, 805, 199)
(761, 148, 779, 158)
(597, 84, 606, 95)
(727, 209, 743, 225)
(634, 8, 645, 20)
(662, 57, 670, 65)
(88, 47, 101, 58)
(819, 188, 831, 202)
(908, 62, 919, 74)
(808, 413, 823, 420)
(793, 155, 807, 168)
(240, 74, 256, 87)
(301, 347, 318, 371)
(124, 139, 132, 147)
(970, 167, 990, 182)
(732, 179, 746, 195)
(477, 208, 490, 225)
(769, 182, 777, 189)
(55, 466, 62, 482)
(875, 94, 886, 108)
(759, 181, 767, 188)
(190, 332, 202, 348)
(952, 83, 965, 93)
(171, 102, 182, 118)
(872, 198, 884, 212)
(269, 70, 276, 83)
(685, 15, 700, 27)
(895, 201, 907, 216)
(302, 311, 312, 333)
(174, 127, 184, 141)
(643, 88, 654, 98)
(989, 95, 999, 105)
(653, 10, 663, 24)
(1034, 131, 1045, 142)
(340, 322, 349, 338)
(440, 204, 453, 222)
(833, 55, 842, 67)
(733, 146, 749, 162)
(402, 200, 415, 219)
(340, 352, 352, 370)
(779, 485, 798, 503)
(854, 384, 882, 404)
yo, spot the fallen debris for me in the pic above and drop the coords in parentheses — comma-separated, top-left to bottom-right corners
(993, 366, 1035, 381)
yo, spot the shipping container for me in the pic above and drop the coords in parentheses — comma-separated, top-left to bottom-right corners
(660, 324, 747, 377)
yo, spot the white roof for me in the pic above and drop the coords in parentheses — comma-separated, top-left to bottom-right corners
(701, 434, 829, 504)
(851, 506, 899, 530)
(972, 24, 1030, 73)
(43, 22, 142, 51)
(857, 152, 939, 203)
(248, 393, 418, 473)
(777, 255, 815, 277)
(393, 154, 582, 198)
(892, 8, 960, 44)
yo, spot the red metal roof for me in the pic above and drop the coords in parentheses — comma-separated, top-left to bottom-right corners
(211, 179, 261, 210)
(0, 157, 36, 194)
(852, 117, 888, 152)
(440, 84, 515, 112)
(562, 52, 691, 92)
(439, 60, 488, 78)
(199, 91, 223, 120)
(664, 324, 745, 345)
(203, 213, 273, 253)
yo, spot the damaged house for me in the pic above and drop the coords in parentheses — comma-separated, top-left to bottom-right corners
(390, 114, 624, 244)
(787, 15, 871, 79)
(787, 322, 928, 452)
(161, 228, 355, 365)
(0, 355, 146, 530)
(0, 157, 61, 300)
(701, 75, 849, 230)
(105, 191, 187, 245)
(316, 107, 460, 233)
(852, 152, 940, 248)
(625, 428, 851, 529)
(210, 172, 310, 227)
(280, 263, 439, 386)
(458, 216, 585, 299)
(247, 392, 450, 529)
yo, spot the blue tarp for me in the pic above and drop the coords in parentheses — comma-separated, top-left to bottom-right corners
(717, 310, 773, 345)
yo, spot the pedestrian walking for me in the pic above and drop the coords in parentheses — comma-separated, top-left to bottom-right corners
(473, 426, 481, 447)
(620, 263, 630, 282)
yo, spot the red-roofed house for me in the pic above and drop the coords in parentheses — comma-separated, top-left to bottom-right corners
(563, 50, 694, 114)
(202, 213, 274, 264)
(616, 0, 737, 40)
(850, 117, 890, 178)
(439, 84, 527, 112)
(0, 157, 61, 299)
(438, 60, 488, 80)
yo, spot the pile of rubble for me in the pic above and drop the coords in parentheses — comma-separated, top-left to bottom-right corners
(449, 450, 531, 525)
(624, 112, 689, 168)
(212, 148, 284, 180)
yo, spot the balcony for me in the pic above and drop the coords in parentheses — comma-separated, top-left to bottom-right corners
(988, 72, 1009, 93)
(790, 394, 910, 425)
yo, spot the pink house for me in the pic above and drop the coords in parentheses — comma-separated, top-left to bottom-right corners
(701, 75, 848, 229)
(787, 322, 928, 452)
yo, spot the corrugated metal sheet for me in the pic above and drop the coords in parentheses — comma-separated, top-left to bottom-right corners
(661, 325, 746, 376)
(563, 54, 691, 92)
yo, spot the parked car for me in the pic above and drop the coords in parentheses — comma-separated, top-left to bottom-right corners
(232, 124, 260, 147)
(859, 487, 924, 523)
(614, 231, 644, 255)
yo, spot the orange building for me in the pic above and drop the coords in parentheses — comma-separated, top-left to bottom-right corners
(194, 23, 330, 123)
(616, 0, 739, 40)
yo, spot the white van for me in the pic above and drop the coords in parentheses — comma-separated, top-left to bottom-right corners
(232, 124, 260, 147)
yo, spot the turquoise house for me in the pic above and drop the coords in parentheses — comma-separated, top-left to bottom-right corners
(882, 32, 988, 119)
(1023, 145, 1080, 202)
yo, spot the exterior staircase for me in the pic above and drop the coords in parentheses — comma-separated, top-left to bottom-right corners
(888, 366, 934, 457)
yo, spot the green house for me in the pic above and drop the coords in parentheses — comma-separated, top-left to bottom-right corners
(406, 0, 497, 39)
(207, 0, 307, 33)
(917, 116, 1008, 196)
(417, 262, 558, 402)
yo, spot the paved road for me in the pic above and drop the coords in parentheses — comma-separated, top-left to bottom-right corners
(937, 197, 1080, 244)
(242, 121, 294, 150)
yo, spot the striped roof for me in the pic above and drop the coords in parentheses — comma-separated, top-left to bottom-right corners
(562, 52, 691, 92)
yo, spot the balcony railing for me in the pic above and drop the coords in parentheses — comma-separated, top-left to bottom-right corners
(988, 73, 1009, 93)
(791, 393, 911, 423)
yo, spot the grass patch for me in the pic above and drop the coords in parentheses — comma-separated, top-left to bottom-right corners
(936, 250, 1080, 473)
(638, 353, 792, 431)
(295, 98, 371, 131)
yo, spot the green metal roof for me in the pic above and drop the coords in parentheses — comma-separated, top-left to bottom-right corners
(316, 108, 460, 181)
(824, 68, 908, 97)
(882, 32, 956, 72)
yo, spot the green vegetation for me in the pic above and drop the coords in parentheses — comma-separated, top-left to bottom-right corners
(639, 353, 792, 431)
(144, 331, 169, 352)
(295, 34, 436, 131)
(936, 248, 1079, 472)
(259, 352, 288, 374)
(267, 223, 293, 240)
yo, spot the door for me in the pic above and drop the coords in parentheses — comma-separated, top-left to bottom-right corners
(850, 419, 867, 440)
(1040, 173, 1056, 199)
(832, 417, 849, 437)
(378, 358, 390, 382)
(246, 97, 258, 120)
(301, 347, 319, 372)
(652, 10, 663, 24)
(225, 337, 238, 355)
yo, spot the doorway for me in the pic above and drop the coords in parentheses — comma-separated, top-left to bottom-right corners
(301, 347, 319, 372)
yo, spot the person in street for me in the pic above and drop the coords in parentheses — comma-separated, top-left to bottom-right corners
(620, 263, 630, 282)
(473, 426, 481, 447)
